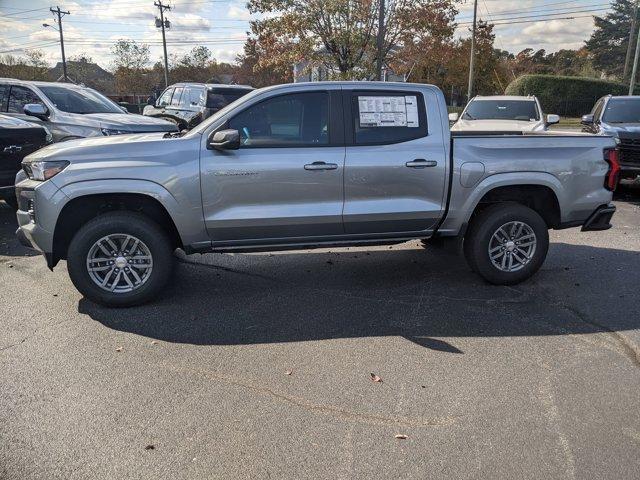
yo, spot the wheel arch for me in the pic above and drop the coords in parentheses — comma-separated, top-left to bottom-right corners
(51, 179, 202, 267)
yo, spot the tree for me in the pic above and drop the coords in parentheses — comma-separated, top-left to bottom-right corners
(236, 37, 293, 87)
(110, 40, 151, 96)
(0, 49, 49, 80)
(247, 0, 458, 80)
(585, 0, 639, 79)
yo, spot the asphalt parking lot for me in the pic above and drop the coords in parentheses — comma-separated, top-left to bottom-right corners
(1, 187, 639, 480)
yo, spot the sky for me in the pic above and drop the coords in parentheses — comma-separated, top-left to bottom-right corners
(0, 0, 613, 70)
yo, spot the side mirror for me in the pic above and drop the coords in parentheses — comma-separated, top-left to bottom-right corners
(448, 112, 459, 122)
(208, 129, 240, 150)
(24, 103, 48, 120)
(546, 114, 560, 125)
(581, 114, 594, 125)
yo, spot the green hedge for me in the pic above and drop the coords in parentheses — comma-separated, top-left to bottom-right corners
(504, 74, 636, 117)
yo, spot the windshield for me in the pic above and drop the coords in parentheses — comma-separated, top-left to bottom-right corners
(463, 100, 540, 121)
(603, 98, 640, 123)
(39, 86, 123, 114)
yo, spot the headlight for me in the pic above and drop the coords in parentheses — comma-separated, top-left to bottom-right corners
(101, 128, 131, 136)
(22, 160, 69, 181)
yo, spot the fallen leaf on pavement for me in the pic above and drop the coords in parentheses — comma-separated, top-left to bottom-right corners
(115, 347, 123, 352)
(285, 370, 293, 375)
(145, 445, 155, 450)
(151, 341, 158, 345)
(394, 434, 408, 440)
(370, 373, 383, 383)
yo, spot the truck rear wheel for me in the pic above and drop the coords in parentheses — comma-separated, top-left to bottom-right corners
(67, 212, 174, 307)
(464, 203, 548, 285)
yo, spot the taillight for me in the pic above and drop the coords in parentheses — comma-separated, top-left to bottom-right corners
(604, 148, 620, 191)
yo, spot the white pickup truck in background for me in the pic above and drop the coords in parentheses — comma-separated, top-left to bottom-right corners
(450, 95, 560, 133)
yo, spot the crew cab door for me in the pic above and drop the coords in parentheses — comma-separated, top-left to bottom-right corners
(200, 88, 345, 242)
(343, 89, 448, 234)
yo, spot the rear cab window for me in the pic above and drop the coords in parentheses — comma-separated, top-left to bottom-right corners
(0, 85, 8, 112)
(348, 90, 428, 145)
(170, 87, 184, 107)
(207, 88, 253, 110)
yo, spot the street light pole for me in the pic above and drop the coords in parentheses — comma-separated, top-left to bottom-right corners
(376, 0, 386, 81)
(624, 0, 639, 81)
(466, 0, 478, 102)
(154, 1, 171, 88)
(49, 6, 70, 82)
(629, 22, 640, 95)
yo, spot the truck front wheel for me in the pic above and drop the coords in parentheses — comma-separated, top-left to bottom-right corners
(464, 203, 549, 285)
(67, 212, 174, 307)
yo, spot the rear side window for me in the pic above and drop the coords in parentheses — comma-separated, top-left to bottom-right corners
(170, 87, 184, 107)
(8, 86, 44, 114)
(351, 91, 427, 145)
(207, 88, 252, 110)
(0, 85, 8, 111)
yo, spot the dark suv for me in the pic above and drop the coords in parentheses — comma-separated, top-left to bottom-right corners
(0, 114, 49, 208)
(143, 83, 253, 130)
(582, 95, 640, 181)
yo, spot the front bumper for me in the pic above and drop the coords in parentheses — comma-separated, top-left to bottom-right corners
(581, 204, 616, 232)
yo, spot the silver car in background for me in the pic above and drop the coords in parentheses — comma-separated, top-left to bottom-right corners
(0, 79, 178, 142)
(450, 95, 560, 133)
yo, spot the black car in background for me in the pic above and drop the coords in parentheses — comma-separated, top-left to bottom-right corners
(0, 114, 49, 208)
(143, 83, 254, 130)
(582, 95, 640, 182)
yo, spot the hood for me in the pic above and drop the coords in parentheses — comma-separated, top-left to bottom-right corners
(55, 111, 178, 133)
(601, 122, 640, 135)
(451, 119, 542, 132)
(24, 132, 171, 162)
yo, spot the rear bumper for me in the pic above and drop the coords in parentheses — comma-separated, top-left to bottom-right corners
(581, 204, 616, 232)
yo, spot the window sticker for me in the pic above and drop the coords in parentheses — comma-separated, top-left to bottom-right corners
(358, 95, 419, 128)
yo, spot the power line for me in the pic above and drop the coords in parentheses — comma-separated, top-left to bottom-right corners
(458, 2, 609, 20)
(457, 7, 609, 25)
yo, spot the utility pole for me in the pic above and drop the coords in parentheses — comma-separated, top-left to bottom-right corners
(376, 0, 385, 81)
(624, 0, 639, 81)
(629, 21, 640, 95)
(154, 1, 171, 87)
(466, 0, 478, 102)
(50, 6, 70, 82)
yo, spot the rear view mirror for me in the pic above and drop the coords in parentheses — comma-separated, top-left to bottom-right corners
(24, 103, 48, 120)
(546, 114, 560, 125)
(208, 129, 240, 150)
(581, 114, 594, 125)
(448, 112, 459, 122)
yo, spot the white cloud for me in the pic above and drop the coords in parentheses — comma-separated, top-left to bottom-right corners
(228, 4, 250, 21)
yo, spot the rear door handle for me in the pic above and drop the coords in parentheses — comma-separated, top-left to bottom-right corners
(406, 159, 437, 168)
(304, 161, 338, 171)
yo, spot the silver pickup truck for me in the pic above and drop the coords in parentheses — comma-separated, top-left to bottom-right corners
(15, 82, 619, 307)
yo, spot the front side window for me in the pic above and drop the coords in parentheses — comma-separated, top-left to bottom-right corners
(352, 92, 427, 145)
(8, 86, 45, 114)
(157, 88, 173, 107)
(603, 98, 640, 123)
(463, 100, 540, 121)
(38, 86, 122, 114)
(228, 91, 329, 147)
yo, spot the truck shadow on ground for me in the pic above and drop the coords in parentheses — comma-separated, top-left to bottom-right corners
(78, 240, 640, 355)
(0, 202, 38, 258)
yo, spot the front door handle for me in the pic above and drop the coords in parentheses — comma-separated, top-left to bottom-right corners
(406, 159, 437, 168)
(304, 161, 338, 171)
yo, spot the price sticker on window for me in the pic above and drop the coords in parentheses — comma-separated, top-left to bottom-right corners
(358, 95, 419, 128)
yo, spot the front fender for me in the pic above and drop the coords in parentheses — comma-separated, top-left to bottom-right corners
(58, 179, 208, 246)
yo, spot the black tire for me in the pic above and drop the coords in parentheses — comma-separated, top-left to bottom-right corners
(463, 203, 549, 285)
(67, 212, 174, 307)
